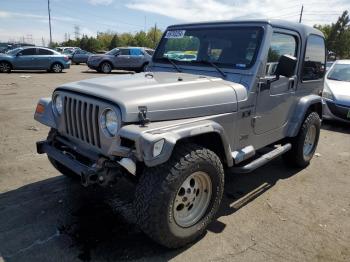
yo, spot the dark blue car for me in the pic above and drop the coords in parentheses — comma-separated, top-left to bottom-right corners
(0, 46, 71, 73)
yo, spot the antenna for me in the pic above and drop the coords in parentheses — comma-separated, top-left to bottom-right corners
(299, 5, 304, 23)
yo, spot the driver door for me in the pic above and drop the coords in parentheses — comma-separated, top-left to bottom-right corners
(254, 30, 299, 135)
(13, 48, 37, 69)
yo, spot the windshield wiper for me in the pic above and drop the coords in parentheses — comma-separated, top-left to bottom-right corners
(327, 77, 342, 81)
(160, 57, 182, 73)
(195, 60, 227, 78)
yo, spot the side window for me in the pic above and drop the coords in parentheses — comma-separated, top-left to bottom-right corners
(119, 49, 130, 55)
(130, 48, 142, 56)
(38, 49, 53, 55)
(266, 33, 297, 76)
(21, 48, 37, 56)
(302, 35, 326, 81)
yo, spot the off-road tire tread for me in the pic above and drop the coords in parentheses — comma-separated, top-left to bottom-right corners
(134, 143, 224, 248)
(284, 112, 321, 167)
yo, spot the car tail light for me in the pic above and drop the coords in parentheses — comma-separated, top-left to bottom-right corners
(63, 56, 69, 61)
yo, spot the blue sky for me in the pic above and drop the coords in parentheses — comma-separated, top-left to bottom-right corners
(0, 0, 348, 45)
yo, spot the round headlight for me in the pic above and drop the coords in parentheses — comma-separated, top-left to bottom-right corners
(101, 109, 118, 136)
(54, 95, 63, 115)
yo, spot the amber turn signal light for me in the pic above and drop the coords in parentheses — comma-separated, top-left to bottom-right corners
(35, 103, 45, 114)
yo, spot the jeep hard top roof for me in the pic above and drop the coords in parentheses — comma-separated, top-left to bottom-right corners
(167, 19, 324, 38)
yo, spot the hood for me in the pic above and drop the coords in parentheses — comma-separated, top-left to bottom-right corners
(326, 79, 350, 106)
(57, 72, 244, 122)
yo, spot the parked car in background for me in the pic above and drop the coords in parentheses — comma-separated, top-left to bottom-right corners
(71, 49, 92, 64)
(62, 49, 75, 59)
(326, 61, 334, 71)
(55, 46, 80, 53)
(0, 42, 35, 53)
(87, 47, 153, 73)
(322, 60, 350, 123)
(0, 46, 70, 73)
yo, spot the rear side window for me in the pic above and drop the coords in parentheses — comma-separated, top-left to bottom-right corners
(38, 48, 53, 55)
(302, 35, 326, 81)
(21, 48, 36, 55)
(130, 48, 142, 56)
(266, 33, 297, 76)
(119, 49, 130, 55)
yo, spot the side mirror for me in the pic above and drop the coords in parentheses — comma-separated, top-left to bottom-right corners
(16, 52, 22, 57)
(259, 55, 297, 91)
(275, 54, 297, 78)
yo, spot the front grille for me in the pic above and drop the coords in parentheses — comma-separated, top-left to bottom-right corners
(63, 95, 101, 148)
(326, 101, 350, 121)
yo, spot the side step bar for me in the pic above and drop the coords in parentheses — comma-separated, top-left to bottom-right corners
(230, 143, 292, 174)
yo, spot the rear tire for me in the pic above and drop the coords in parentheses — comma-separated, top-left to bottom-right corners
(283, 112, 321, 168)
(0, 61, 11, 73)
(134, 143, 224, 248)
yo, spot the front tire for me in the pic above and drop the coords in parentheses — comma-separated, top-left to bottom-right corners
(134, 144, 224, 248)
(283, 112, 321, 167)
(100, 62, 112, 73)
(51, 63, 63, 73)
(0, 61, 11, 73)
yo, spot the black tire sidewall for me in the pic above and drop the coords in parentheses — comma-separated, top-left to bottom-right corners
(295, 112, 321, 165)
(100, 62, 112, 73)
(52, 63, 62, 73)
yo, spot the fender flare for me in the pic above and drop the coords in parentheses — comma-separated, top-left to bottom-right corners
(287, 94, 322, 137)
(118, 120, 233, 167)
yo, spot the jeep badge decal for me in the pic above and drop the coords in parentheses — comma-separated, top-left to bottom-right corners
(165, 30, 186, 39)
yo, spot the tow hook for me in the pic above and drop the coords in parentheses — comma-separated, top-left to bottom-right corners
(80, 157, 137, 187)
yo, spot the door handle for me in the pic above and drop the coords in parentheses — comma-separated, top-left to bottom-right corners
(288, 78, 295, 90)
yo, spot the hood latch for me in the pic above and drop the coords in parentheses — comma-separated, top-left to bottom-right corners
(138, 106, 150, 127)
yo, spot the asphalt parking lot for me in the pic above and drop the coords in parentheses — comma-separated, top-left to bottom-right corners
(0, 65, 349, 262)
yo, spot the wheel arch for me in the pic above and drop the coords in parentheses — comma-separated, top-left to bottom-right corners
(132, 120, 234, 168)
(99, 60, 113, 68)
(50, 61, 63, 69)
(287, 94, 323, 137)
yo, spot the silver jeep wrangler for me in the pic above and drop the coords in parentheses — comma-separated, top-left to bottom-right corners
(34, 20, 326, 248)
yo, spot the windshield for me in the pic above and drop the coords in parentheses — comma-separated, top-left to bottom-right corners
(6, 48, 22, 55)
(106, 48, 118, 55)
(154, 26, 263, 69)
(327, 63, 350, 82)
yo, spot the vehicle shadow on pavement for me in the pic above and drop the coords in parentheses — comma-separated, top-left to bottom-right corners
(210, 157, 302, 232)
(4, 71, 67, 74)
(0, 158, 300, 262)
(321, 120, 350, 134)
(81, 70, 134, 75)
(0, 176, 183, 262)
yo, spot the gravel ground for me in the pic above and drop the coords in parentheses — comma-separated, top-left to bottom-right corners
(0, 65, 349, 262)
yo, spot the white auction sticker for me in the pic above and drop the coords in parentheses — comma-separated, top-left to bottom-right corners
(165, 30, 186, 39)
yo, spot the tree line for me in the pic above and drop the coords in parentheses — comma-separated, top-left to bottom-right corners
(315, 10, 350, 59)
(52, 11, 350, 59)
(52, 26, 163, 53)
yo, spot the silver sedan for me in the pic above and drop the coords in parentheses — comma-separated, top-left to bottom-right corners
(322, 60, 350, 123)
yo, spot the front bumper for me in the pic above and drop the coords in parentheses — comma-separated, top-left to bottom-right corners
(37, 138, 128, 186)
(322, 99, 350, 123)
(37, 140, 89, 176)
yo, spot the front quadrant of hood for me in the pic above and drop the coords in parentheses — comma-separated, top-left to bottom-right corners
(57, 72, 244, 122)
